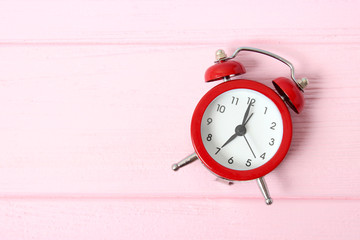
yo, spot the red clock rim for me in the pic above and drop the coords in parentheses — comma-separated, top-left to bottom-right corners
(191, 80, 292, 181)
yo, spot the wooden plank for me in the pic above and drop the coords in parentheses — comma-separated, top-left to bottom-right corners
(0, 43, 358, 198)
(0, 198, 359, 239)
(0, 1, 359, 44)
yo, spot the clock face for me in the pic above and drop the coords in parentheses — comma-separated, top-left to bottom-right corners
(191, 80, 292, 180)
(201, 88, 284, 171)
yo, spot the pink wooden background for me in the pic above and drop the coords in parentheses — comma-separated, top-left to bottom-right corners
(0, 0, 359, 239)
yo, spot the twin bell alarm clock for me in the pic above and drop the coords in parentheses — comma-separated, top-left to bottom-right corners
(172, 47, 308, 205)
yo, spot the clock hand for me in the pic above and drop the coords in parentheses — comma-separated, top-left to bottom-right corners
(243, 135, 256, 158)
(221, 122, 249, 149)
(243, 113, 254, 126)
(221, 133, 238, 148)
(222, 107, 254, 149)
(242, 104, 255, 157)
(242, 101, 253, 125)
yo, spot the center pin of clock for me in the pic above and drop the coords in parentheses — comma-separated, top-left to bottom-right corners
(235, 124, 247, 136)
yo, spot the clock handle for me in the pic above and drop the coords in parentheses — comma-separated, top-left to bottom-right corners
(220, 47, 308, 91)
(172, 152, 198, 171)
(256, 177, 273, 205)
(217, 47, 307, 113)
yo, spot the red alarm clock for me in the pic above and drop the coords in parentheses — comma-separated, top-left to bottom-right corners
(172, 47, 308, 205)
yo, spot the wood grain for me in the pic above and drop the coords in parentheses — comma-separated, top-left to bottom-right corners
(0, 0, 359, 239)
(0, 199, 359, 240)
(0, 44, 358, 199)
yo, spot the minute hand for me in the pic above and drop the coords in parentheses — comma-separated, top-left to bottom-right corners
(242, 102, 253, 125)
(221, 133, 238, 148)
(244, 113, 253, 126)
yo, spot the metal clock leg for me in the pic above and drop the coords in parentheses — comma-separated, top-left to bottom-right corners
(172, 152, 198, 171)
(256, 177, 273, 205)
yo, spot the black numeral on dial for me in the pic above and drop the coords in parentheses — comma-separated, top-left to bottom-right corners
(217, 104, 226, 113)
(207, 134, 212, 141)
(269, 138, 275, 146)
(228, 157, 234, 164)
(270, 122, 276, 130)
(246, 159, 252, 167)
(247, 97, 256, 105)
(231, 96, 239, 105)
(215, 147, 221, 155)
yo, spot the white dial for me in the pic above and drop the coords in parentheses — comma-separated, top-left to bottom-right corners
(201, 88, 283, 170)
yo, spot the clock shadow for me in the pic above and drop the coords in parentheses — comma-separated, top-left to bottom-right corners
(271, 74, 322, 192)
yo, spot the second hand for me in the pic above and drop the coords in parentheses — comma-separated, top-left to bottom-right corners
(243, 135, 256, 158)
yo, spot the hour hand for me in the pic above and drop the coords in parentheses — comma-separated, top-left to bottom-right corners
(242, 102, 253, 125)
(244, 113, 254, 126)
(221, 133, 238, 148)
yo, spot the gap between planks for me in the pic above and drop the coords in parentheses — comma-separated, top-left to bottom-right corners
(0, 194, 358, 201)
